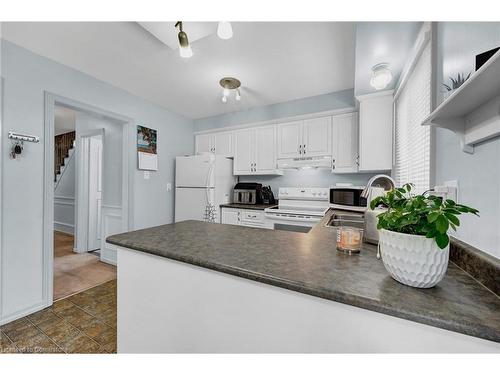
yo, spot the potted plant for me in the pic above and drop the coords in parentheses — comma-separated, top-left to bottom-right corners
(370, 183, 479, 288)
(442, 72, 471, 100)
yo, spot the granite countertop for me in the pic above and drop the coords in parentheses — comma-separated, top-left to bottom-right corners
(220, 203, 277, 210)
(107, 210, 500, 343)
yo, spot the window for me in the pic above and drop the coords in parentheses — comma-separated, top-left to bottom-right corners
(394, 41, 432, 194)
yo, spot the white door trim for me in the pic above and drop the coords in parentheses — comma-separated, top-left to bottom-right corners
(43, 92, 134, 305)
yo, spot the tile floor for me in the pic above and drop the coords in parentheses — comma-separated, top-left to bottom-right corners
(0, 279, 117, 354)
(54, 231, 116, 300)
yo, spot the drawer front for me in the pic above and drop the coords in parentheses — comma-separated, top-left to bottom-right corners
(242, 210, 264, 222)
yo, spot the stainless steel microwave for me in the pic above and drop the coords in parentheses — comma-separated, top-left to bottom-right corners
(329, 186, 368, 212)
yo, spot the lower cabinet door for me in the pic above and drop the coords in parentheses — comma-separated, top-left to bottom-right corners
(221, 208, 241, 225)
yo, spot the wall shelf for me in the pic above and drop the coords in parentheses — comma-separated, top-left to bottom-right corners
(422, 49, 500, 154)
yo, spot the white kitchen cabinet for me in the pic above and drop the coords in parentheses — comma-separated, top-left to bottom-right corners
(254, 126, 277, 172)
(332, 112, 359, 174)
(221, 207, 241, 225)
(357, 91, 393, 172)
(221, 207, 273, 229)
(234, 125, 282, 175)
(303, 117, 332, 157)
(195, 131, 234, 156)
(277, 120, 302, 158)
(234, 128, 253, 174)
(195, 133, 213, 154)
(277, 117, 331, 159)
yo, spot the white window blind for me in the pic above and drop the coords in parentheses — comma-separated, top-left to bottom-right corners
(394, 42, 431, 194)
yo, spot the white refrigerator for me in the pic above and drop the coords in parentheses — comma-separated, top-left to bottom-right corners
(175, 154, 236, 223)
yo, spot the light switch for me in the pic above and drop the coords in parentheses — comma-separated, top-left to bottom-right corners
(143, 171, 150, 180)
(166, 183, 172, 191)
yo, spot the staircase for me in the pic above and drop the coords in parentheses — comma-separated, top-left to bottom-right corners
(54, 131, 76, 185)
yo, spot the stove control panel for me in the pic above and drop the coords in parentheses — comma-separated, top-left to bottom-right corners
(278, 187, 329, 200)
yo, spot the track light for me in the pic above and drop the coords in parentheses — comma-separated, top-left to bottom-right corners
(175, 21, 193, 58)
(219, 77, 242, 104)
(217, 22, 233, 40)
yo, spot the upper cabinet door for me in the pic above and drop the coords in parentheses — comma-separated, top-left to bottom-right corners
(214, 131, 233, 156)
(195, 133, 213, 154)
(254, 126, 276, 172)
(332, 112, 359, 174)
(234, 128, 254, 174)
(277, 121, 302, 159)
(358, 92, 393, 172)
(303, 117, 332, 157)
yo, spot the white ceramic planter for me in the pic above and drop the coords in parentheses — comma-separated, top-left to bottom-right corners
(378, 229, 449, 288)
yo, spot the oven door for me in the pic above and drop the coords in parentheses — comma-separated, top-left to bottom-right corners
(264, 212, 321, 233)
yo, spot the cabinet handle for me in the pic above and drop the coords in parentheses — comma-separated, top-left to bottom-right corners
(355, 154, 360, 166)
(299, 144, 302, 154)
(303, 144, 306, 155)
(332, 158, 336, 170)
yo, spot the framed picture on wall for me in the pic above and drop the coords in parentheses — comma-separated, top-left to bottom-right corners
(137, 125, 158, 171)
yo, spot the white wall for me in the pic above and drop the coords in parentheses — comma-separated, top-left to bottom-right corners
(0, 40, 194, 324)
(435, 22, 500, 259)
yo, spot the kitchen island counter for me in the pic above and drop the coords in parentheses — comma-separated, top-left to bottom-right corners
(107, 211, 500, 352)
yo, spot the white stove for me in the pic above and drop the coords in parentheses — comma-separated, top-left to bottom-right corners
(264, 187, 330, 233)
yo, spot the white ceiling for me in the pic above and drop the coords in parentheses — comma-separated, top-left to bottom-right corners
(2, 22, 356, 119)
(55, 105, 76, 136)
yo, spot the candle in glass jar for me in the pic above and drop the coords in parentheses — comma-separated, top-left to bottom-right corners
(336, 226, 363, 253)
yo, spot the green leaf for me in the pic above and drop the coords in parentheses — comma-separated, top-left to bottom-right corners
(444, 212, 460, 226)
(427, 212, 439, 223)
(435, 233, 450, 249)
(436, 215, 449, 234)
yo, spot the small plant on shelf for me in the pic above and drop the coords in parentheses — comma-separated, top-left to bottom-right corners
(371, 183, 479, 248)
(442, 72, 471, 92)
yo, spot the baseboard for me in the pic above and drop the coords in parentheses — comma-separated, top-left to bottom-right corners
(54, 221, 74, 235)
(0, 301, 50, 326)
(101, 246, 117, 266)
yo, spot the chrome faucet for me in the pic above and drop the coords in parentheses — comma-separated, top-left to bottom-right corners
(361, 174, 396, 199)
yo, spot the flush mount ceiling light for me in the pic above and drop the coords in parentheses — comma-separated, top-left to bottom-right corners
(217, 22, 233, 40)
(175, 21, 193, 58)
(370, 63, 392, 90)
(220, 77, 241, 103)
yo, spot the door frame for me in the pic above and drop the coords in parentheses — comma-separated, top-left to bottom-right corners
(74, 129, 104, 254)
(44, 92, 134, 305)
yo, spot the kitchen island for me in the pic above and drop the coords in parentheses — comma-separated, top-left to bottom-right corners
(107, 211, 500, 353)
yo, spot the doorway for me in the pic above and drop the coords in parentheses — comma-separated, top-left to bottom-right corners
(46, 94, 134, 303)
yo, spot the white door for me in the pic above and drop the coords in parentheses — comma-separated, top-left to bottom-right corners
(214, 131, 233, 156)
(254, 126, 276, 172)
(221, 208, 241, 225)
(333, 113, 359, 173)
(303, 117, 332, 157)
(87, 135, 103, 251)
(176, 155, 215, 188)
(277, 121, 302, 159)
(175, 187, 215, 222)
(234, 128, 254, 174)
(195, 133, 214, 154)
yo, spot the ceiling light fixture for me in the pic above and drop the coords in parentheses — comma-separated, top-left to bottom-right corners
(370, 63, 392, 90)
(175, 21, 193, 58)
(217, 22, 233, 40)
(219, 77, 241, 103)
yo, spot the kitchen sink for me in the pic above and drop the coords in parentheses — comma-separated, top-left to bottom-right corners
(326, 213, 365, 229)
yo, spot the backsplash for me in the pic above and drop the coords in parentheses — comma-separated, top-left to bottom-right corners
(239, 169, 376, 193)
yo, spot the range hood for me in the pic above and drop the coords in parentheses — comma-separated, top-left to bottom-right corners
(277, 155, 332, 170)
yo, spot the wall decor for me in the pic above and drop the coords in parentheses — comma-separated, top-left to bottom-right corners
(137, 125, 158, 171)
